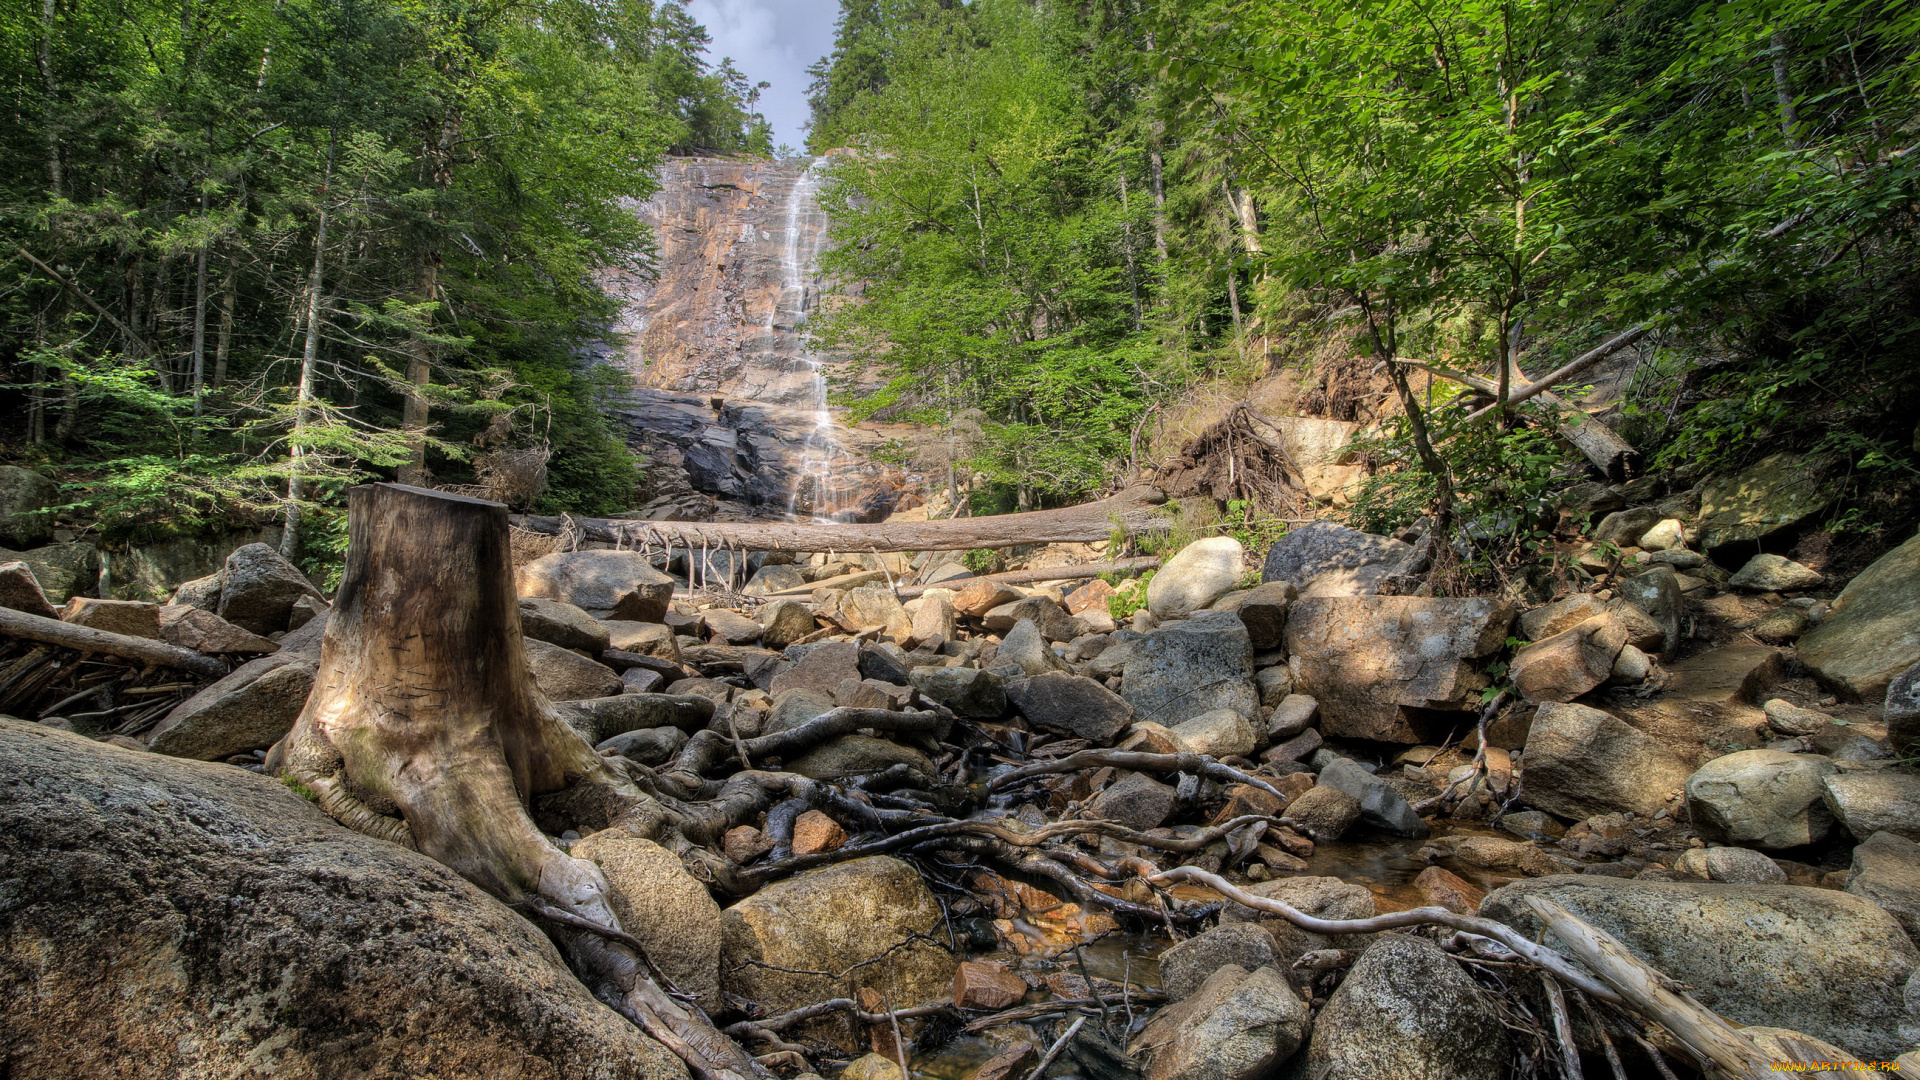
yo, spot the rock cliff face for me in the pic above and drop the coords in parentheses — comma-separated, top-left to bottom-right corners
(603, 156, 905, 521)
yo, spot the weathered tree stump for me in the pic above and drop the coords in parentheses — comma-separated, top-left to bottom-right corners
(268, 483, 765, 1080)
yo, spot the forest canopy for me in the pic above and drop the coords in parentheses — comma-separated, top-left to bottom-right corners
(0, 0, 770, 569)
(804, 0, 1918, 530)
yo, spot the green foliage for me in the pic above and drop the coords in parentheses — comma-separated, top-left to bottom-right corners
(961, 548, 1003, 575)
(1107, 570, 1153, 622)
(0, 0, 756, 539)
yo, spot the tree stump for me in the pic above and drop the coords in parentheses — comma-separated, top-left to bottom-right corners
(269, 483, 765, 1080)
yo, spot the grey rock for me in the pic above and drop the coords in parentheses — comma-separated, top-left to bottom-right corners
(516, 550, 675, 623)
(1218, 875, 1377, 964)
(1616, 565, 1683, 658)
(1822, 770, 1920, 842)
(1317, 758, 1428, 838)
(1121, 611, 1257, 727)
(766, 688, 838, 734)
(1592, 506, 1660, 547)
(157, 605, 280, 655)
(0, 721, 687, 1080)
(1674, 845, 1788, 884)
(1729, 553, 1824, 592)
(1522, 701, 1690, 820)
(857, 641, 913, 685)
(519, 597, 612, 654)
(1888, 661, 1920, 755)
(1146, 964, 1308, 1080)
(1685, 749, 1838, 849)
(1646, 548, 1706, 569)
(758, 598, 818, 650)
(524, 637, 623, 700)
(1763, 698, 1832, 736)
(1088, 771, 1178, 830)
(1296, 934, 1512, 1080)
(1148, 537, 1245, 621)
(570, 833, 725, 1012)
(703, 608, 765, 645)
(768, 640, 861, 697)
(839, 586, 913, 641)
(1798, 532, 1920, 700)
(1157, 923, 1282, 1001)
(1482, 875, 1920, 1057)
(285, 594, 328, 631)
(786, 735, 936, 786)
(0, 466, 59, 548)
(1846, 831, 1920, 944)
(742, 563, 808, 596)
(621, 667, 665, 694)
(1267, 694, 1318, 739)
(596, 726, 688, 765)
(1283, 785, 1360, 840)
(215, 543, 324, 636)
(146, 656, 316, 760)
(1518, 594, 1608, 641)
(1259, 521, 1412, 598)
(1254, 665, 1294, 707)
(996, 617, 1068, 676)
(170, 569, 224, 611)
(908, 666, 1006, 718)
(1006, 671, 1132, 743)
(1235, 580, 1296, 652)
(1169, 708, 1256, 759)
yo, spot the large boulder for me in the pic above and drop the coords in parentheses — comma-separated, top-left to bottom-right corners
(146, 655, 318, 760)
(840, 585, 914, 641)
(1218, 875, 1377, 962)
(524, 637, 623, 700)
(215, 543, 324, 635)
(1144, 964, 1308, 1080)
(1821, 770, 1920, 842)
(1284, 595, 1514, 742)
(720, 856, 957, 1048)
(1234, 580, 1295, 652)
(1616, 565, 1682, 658)
(1517, 594, 1608, 641)
(1156, 923, 1282, 1001)
(516, 549, 675, 622)
(518, 596, 611, 654)
(758, 598, 818, 650)
(1692, 452, 1830, 551)
(61, 596, 163, 638)
(995, 617, 1068, 675)
(1120, 611, 1258, 727)
(1846, 831, 1920, 943)
(0, 720, 686, 1080)
(768, 640, 861, 697)
(0, 560, 59, 617)
(908, 666, 1006, 718)
(1316, 757, 1428, 838)
(1481, 875, 1920, 1057)
(1148, 536, 1245, 620)
(157, 604, 280, 654)
(3, 541, 98, 605)
(1006, 671, 1132, 743)
(1294, 934, 1512, 1080)
(1521, 702, 1690, 820)
(1508, 614, 1628, 703)
(1259, 521, 1412, 598)
(1797, 532, 1920, 700)
(1729, 553, 1824, 592)
(0, 466, 59, 548)
(1685, 749, 1837, 849)
(569, 833, 724, 1013)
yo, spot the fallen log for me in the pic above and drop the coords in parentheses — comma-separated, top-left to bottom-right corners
(1399, 359, 1641, 480)
(893, 557, 1161, 600)
(0, 606, 228, 680)
(513, 485, 1171, 554)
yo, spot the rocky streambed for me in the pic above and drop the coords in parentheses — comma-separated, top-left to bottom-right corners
(4, 467, 1920, 1076)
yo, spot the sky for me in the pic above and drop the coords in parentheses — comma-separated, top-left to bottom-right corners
(686, 0, 843, 152)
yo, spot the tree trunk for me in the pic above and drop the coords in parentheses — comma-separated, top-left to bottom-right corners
(269, 483, 767, 1080)
(512, 483, 1170, 553)
(212, 265, 236, 388)
(190, 241, 209, 415)
(1770, 30, 1800, 149)
(282, 191, 329, 560)
(398, 254, 438, 485)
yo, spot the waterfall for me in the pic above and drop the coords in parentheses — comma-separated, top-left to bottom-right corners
(774, 157, 846, 522)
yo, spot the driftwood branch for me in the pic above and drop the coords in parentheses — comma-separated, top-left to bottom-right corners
(1459, 326, 1651, 421)
(0, 606, 229, 680)
(893, 557, 1160, 600)
(513, 486, 1171, 554)
(988, 749, 1286, 801)
(1400, 360, 1641, 480)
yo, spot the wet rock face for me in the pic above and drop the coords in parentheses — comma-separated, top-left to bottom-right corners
(601, 157, 906, 521)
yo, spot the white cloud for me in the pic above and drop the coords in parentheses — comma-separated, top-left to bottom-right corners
(686, 0, 841, 151)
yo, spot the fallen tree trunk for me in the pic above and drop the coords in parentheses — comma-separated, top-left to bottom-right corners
(0, 606, 228, 680)
(892, 557, 1160, 600)
(1399, 359, 1641, 480)
(513, 485, 1171, 554)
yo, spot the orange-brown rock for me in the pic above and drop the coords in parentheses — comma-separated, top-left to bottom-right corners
(952, 960, 1027, 1011)
(790, 810, 847, 856)
(972, 1041, 1037, 1080)
(1413, 866, 1487, 914)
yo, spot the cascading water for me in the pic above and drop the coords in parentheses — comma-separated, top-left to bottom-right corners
(773, 157, 846, 521)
